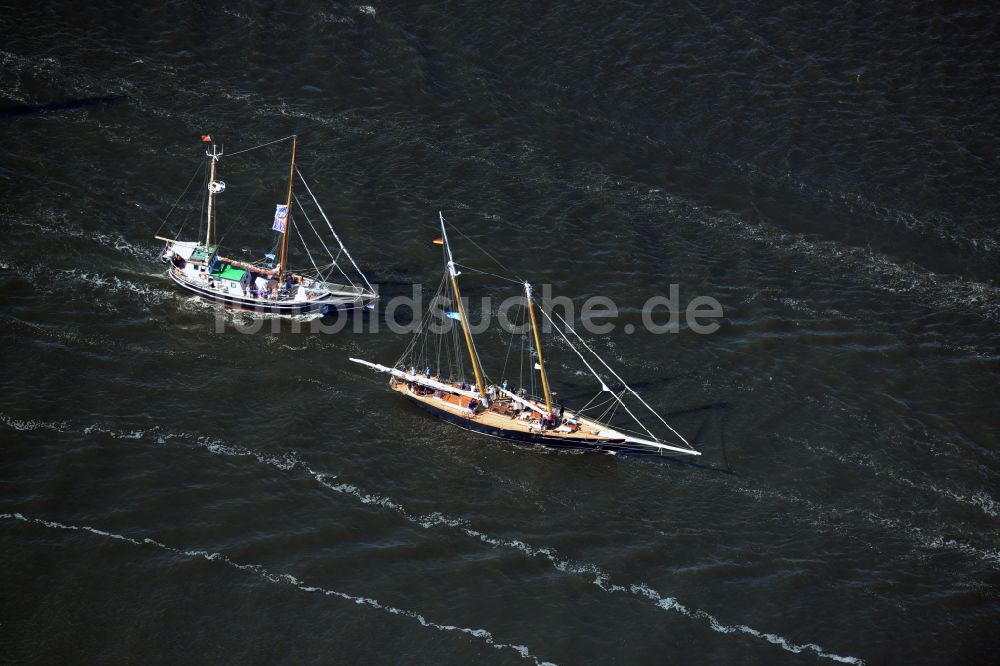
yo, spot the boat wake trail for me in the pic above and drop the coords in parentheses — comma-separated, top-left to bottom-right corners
(4, 317, 227, 364)
(796, 438, 1000, 519)
(312, 477, 863, 665)
(0, 512, 555, 666)
(720, 478, 1000, 566)
(3, 414, 864, 663)
(0, 256, 174, 309)
(1, 216, 158, 261)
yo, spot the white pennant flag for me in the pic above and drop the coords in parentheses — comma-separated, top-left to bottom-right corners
(272, 204, 288, 233)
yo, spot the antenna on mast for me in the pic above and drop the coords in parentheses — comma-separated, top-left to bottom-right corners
(204, 138, 224, 248)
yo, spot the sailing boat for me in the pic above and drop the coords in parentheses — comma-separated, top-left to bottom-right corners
(350, 214, 700, 456)
(156, 135, 378, 315)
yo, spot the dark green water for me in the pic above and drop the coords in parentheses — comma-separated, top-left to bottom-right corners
(2, 2, 998, 663)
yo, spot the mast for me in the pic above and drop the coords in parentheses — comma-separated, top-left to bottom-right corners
(205, 142, 223, 248)
(525, 282, 554, 415)
(278, 134, 297, 282)
(440, 212, 486, 398)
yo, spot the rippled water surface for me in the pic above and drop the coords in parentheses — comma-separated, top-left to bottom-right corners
(2, 2, 998, 663)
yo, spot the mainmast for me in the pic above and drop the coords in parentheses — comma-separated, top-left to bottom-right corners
(525, 282, 554, 415)
(204, 142, 223, 248)
(440, 212, 486, 399)
(278, 134, 297, 282)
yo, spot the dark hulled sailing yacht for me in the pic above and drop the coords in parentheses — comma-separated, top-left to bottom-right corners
(351, 214, 700, 456)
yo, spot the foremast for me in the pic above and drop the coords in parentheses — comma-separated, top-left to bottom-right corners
(205, 141, 224, 248)
(278, 134, 298, 283)
(440, 212, 486, 399)
(525, 282, 554, 416)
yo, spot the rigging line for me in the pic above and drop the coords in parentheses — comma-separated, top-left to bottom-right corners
(607, 394, 623, 424)
(551, 310, 694, 450)
(395, 273, 445, 369)
(296, 170, 375, 295)
(414, 273, 445, 371)
(527, 321, 537, 398)
(597, 390, 627, 425)
(440, 215, 523, 282)
(225, 135, 295, 158)
(453, 263, 523, 285)
(499, 299, 522, 383)
(596, 399, 617, 425)
(610, 420, 667, 440)
(517, 324, 535, 387)
(290, 210, 325, 280)
(154, 160, 204, 237)
(578, 392, 616, 414)
(219, 179, 271, 248)
(431, 273, 447, 374)
(467, 310, 491, 387)
(535, 303, 659, 442)
(435, 309, 443, 373)
(293, 193, 357, 288)
(406, 277, 444, 366)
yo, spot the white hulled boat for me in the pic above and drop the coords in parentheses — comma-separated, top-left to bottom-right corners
(157, 135, 377, 316)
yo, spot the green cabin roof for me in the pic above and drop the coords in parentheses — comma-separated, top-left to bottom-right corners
(210, 264, 247, 282)
(189, 245, 218, 263)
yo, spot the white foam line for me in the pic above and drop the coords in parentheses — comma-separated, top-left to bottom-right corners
(0, 512, 554, 666)
(4, 219, 157, 260)
(0, 415, 73, 432)
(615, 582, 861, 663)
(5, 318, 226, 363)
(0, 257, 173, 306)
(310, 476, 864, 664)
(0, 415, 301, 471)
(7, 412, 996, 570)
(0, 415, 865, 662)
(723, 478, 1000, 566)
(798, 439, 1000, 519)
(54, 269, 175, 303)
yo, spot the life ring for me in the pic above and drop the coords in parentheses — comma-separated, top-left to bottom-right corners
(198, 273, 207, 281)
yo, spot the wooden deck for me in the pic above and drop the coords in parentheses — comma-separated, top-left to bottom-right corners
(390, 380, 614, 441)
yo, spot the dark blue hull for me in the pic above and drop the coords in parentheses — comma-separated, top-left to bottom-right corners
(403, 395, 663, 456)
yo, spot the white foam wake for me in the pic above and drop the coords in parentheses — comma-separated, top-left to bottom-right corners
(2, 414, 868, 662)
(613, 582, 862, 662)
(0, 512, 554, 666)
(313, 477, 865, 665)
(799, 439, 1000, 519)
(3, 218, 157, 260)
(721, 477, 1000, 566)
(0, 256, 174, 308)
